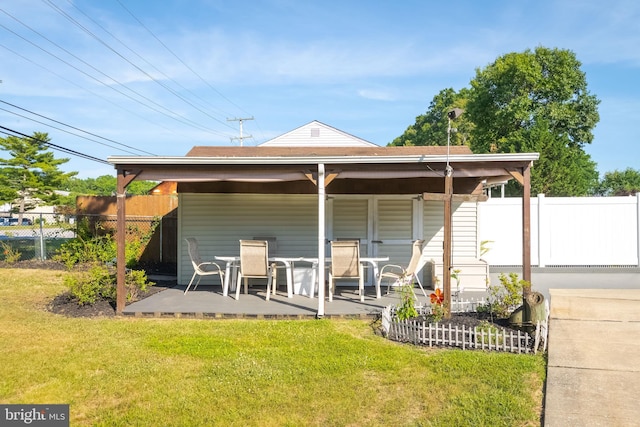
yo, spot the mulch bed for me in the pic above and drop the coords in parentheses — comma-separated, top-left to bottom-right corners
(424, 312, 514, 330)
(0, 259, 69, 271)
(46, 284, 173, 318)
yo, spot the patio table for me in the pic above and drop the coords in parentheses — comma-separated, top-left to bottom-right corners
(299, 256, 390, 299)
(214, 256, 237, 297)
(215, 255, 389, 299)
(215, 255, 303, 298)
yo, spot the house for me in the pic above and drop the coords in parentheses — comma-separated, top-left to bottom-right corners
(108, 120, 538, 315)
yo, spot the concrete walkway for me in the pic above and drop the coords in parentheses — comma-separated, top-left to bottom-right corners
(544, 289, 640, 427)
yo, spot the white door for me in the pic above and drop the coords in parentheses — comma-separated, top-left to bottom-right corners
(329, 195, 419, 286)
(373, 196, 417, 266)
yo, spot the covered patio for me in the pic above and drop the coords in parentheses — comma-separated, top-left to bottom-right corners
(109, 145, 538, 317)
(123, 283, 404, 319)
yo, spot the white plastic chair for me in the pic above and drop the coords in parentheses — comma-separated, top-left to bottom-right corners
(184, 237, 225, 294)
(377, 240, 427, 297)
(329, 240, 365, 302)
(236, 240, 277, 300)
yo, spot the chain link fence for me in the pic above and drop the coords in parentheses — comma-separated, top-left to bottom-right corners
(0, 212, 177, 269)
(0, 212, 76, 261)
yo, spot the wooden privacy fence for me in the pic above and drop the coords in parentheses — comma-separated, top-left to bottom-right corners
(76, 195, 178, 266)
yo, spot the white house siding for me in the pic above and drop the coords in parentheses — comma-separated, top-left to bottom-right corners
(421, 200, 480, 286)
(422, 201, 479, 260)
(259, 121, 377, 147)
(178, 193, 318, 285)
(177, 192, 486, 288)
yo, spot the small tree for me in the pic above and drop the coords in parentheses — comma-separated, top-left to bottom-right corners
(480, 273, 527, 320)
(0, 132, 76, 219)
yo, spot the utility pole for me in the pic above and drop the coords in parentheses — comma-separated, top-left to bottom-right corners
(227, 117, 254, 147)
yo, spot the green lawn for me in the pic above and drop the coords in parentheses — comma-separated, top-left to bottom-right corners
(0, 269, 546, 426)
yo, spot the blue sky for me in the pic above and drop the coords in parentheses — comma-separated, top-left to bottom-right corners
(1, 0, 639, 179)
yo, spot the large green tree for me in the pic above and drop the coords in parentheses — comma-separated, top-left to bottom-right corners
(0, 132, 76, 216)
(596, 168, 640, 196)
(390, 88, 473, 147)
(467, 47, 600, 195)
(390, 47, 601, 196)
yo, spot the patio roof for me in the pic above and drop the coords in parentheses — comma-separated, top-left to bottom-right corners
(108, 145, 539, 316)
(108, 146, 537, 183)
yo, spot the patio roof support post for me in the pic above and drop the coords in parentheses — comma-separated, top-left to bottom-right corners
(522, 163, 532, 301)
(443, 167, 453, 319)
(116, 170, 127, 314)
(115, 168, 137, 314)
(636, 192, 640, 267)
(316, 163, 326, 317)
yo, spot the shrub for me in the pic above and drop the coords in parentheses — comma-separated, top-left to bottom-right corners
(125, 269, 153, 301)
(54, 217, 158, 269)
(65, 265, 155, 306)
(54, 235, 116, 269)
(1, 241, 22, 264)
(478, 272, 527, 319)
(65, 265, 113, 306)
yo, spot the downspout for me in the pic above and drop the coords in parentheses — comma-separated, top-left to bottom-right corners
(317, 163, 326, 317)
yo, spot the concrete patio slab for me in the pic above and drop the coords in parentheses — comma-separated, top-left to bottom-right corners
(123, 284, 407, 318)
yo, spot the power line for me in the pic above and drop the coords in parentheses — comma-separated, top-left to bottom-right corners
(0, 105, 141, 155)
(63, 0, 237, 131)
(114, 0, 254, 118)
(0, 41, 180, 137)
(45, 0, 237, 131)
(0, 10, 232, 138)
(0, 126, 110, 165)
(0, 99, 156, 156)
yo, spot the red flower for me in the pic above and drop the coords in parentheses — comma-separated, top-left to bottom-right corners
(430, 288, 444, 305)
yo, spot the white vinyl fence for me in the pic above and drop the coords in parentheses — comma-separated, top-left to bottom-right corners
(479, 194, 640, 267)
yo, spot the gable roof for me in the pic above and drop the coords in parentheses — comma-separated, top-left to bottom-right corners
(259, 120, 377, 147)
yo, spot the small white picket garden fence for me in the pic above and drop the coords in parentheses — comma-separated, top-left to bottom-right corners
(381, 299, 549, 355)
